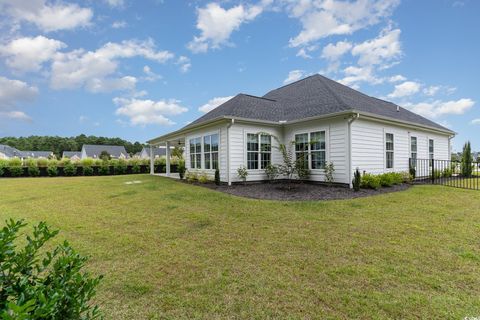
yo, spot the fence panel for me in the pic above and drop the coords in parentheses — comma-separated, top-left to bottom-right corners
(410, 158, 480, 190)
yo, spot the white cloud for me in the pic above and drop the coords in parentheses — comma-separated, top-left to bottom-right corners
(113, 97, 188, 126)
(351, 27, 402, 67)
(471, 119, 480, 125)
(321, 41, 352, 60)
(287, 0, 400, 47)
(187, 2, 268, 53)
(388, 74, 406, 83)
(296, 48, 312, 59)
(105, 0, 125, 8)
(143, 65, 161, 81)
(404, 98, 475, 118)
(112, 21, 127, 29)
(0, 111, 32, 121)
(176, 56, 191, 73)
(423, 85, 440, 97)
(199, 96, 234, 113)
(388, 81, 421, 98)
(284, 70, 306, 84)
(338, 65, 381, 87)
(0, 36, 66, 73)
(1, 0, 93, 32)
(0, 76, 38, 110)
(50, 39, 173, 92)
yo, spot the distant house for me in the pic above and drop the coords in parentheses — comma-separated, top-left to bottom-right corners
(138, 146, 167, 159)
(20, 151, 54, 159)
(0, 145, 24, 159)
(81, 144, 129, 159)
(62, 151, 82, 161)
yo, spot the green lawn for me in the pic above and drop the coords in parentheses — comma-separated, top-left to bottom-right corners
(1, 175, 480, 319)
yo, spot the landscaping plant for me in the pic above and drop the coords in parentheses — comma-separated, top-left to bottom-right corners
(264, 164, 279, 183)
(178, 161, 186, 180)
(83, 166, 94, 176)
(63, 162, 76, 176)
(352, 168, 361, 191)
(198, 172, 209, 184)
(0, 219, 103, 319)
(47, 164, 58, 177)
(324, 162, 335, 185)
(215, 168, 220, 185)
(295, 155, 310, 181)
(237, 166, 248, 185)
(461, 141, 473, 178)
(361, 173, 381, 190)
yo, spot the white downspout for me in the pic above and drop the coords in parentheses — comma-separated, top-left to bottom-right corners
(347, 113, 360, 188)
(149, 144, 154, 175)
(226, 118, 235, 186)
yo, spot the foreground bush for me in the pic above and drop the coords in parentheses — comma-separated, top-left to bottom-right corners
(361, 173, 381, 190)
(0, 219, 103, 319)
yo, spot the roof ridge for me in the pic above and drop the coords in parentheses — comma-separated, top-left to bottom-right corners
(262, 74, 319, 97)
(315, 75, 351, 111)
(239, 93, 276, 102)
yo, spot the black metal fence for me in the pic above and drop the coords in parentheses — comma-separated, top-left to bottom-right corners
(410, 158, 480, 190)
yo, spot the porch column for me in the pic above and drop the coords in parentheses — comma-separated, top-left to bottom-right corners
(165, 141, 171, 176)
(149, 144, 154, 175)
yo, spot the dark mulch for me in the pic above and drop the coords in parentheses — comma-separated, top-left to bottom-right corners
(190, 181, 411, 201)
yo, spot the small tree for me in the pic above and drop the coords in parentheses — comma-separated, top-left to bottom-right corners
(352, 168, 361, 191)
(214, 168, 220, 185)
(461, 141, 473, 178)
(99, 151, 111, 161)
(324, 162, 335, 185)
(237, 166, 248, 185)
(0, 219, 102, 319)
(264, 164, 279, 183)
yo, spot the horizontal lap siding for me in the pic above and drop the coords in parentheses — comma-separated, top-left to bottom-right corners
(351, 118, 450, 175)
(284, 117, 349, 184)
(229, 123, 283, 182)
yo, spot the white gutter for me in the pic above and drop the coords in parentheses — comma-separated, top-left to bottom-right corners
(226, 119, 235, 186)
(347, 113, 360, 188)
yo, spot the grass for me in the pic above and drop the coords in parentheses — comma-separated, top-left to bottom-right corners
(1, 175, 480, 319)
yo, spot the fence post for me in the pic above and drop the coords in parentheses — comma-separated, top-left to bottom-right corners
(431, 158, 435, 184)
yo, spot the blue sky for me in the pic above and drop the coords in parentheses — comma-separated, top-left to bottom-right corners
(0, 0, 478, 151)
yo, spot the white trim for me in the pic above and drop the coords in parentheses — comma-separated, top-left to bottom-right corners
(292, 128, 328, 172)
(385, 131, 394, 171)
(243, 131, 272, 171)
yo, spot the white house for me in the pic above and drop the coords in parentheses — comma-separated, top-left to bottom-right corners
(62, 151, 82, 161)
(147, 75, 454, 187)
(138, 146, 167, 159)
(81, 145, 129, 159)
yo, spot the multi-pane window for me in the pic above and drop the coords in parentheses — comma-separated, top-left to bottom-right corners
(410, 136, 417, 160)
(310, 131, 326, 169)
(204, 134, 219, 170)
(386, 133, 394, 169)
(429, 139, 434, 160)
(295, 133, 309, 168)
(246, 133, 271, 169)
(295, 131, 326, 169)
(189, 137, 202, 169)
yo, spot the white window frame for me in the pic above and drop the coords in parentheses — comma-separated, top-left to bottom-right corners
(189, 136, 202, 169)
(188, 130, 220, 170)
(429, 139, 434, 160)
(293, 130, 327, 170)
(410, 136, 417, 160)
(245, 132, 272, 170)
(385, 132, 394, 170)
(203, 133, 219, 170)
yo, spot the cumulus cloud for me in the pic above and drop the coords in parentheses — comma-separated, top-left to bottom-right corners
(105, 0, 125, 8)
(114, 97, 188, 126)
(388, 74, 406, 83)
(287, 0, 400, 47)
(176, 56, 191, 73)
(50, 39, 173, 92)
(0, 76, 38, 110)
(404, 98, 475, 119)
(0, 111, 32, 121)
(338, 65, 381, 87)
(284, 70, 306, 84)
(199, 96, 234, 113)
(321, 41, 352, 60)
(388, 81, 421, 98)
(1, 0, 93, 32)
(351, 27, 402, 67)
(112, 21, 127, 29)
(187, 1, 270, 53)
(0, 36, 66, 73)
(471, 119, 480, 125)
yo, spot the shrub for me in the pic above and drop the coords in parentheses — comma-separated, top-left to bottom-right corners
(324, 162, 335, 185)
(28, 166, 40, 177)
(198, 172, 209, 183)
(47, 164, 58, 177)
(352, 168, 361, 192)
(390, 172, 404, 185)
(401, 171, 413, 184)
(185, 170, 198, 182)
(8, 158, 22, 167)
(63, 162, 76, 176)
(379, 173, 394, 187)
(178, 161, 186, 180)
(361, 173, 381, 190)
(25, 158, 37, 168)
(409, 164, 416, 180)
(295, 158, 310, 181)
(93, 159, 103, 167)
(113, 159, 127, 175)
(83, 166, 94, 176)
(8, 166, 24, 177)
(154, 157, 166, 166)
(80, 158, 95, 167)
(264, 164, 279, 183)
(58, 158, 71, 167)
(132, 164, 141, 174)
(0, 219, 103, 319)
(37, 158, 48, 167)
(433, 170, 442, 179)
(461, 141, 473, 178)
(99, 162, 110, 175)
(0, 162, 6, 177)
(237, 166, 248, 184)
(215, 168, 220, 185)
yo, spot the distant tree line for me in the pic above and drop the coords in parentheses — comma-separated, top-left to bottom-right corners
(0, 134, 145, 157)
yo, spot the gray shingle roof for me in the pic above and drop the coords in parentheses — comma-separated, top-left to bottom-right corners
(141, 147, 166, 157)
(62, 151, 82, 158)
(20, 151, 53, 158)
(0, 145, 23, 158)
(82, 145, 129, 159)
(184, 74, 451, 132)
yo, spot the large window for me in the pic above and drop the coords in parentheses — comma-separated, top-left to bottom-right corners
(429, 139, 434, 160)
(295, 131, 326, 169)
(247, 133, 271, 169)
(386, 133, 394, 169)
(189, 137, 202, 169)
(410, 136, 417, 160)
(204, 134, 219, 169)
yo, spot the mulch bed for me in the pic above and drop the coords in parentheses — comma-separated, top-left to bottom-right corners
(191, 181, 411, 201)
